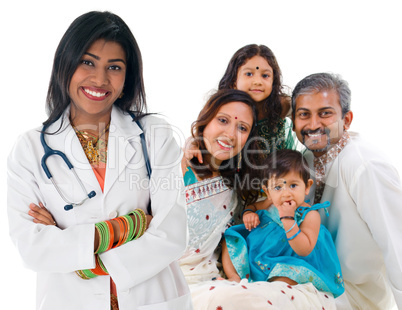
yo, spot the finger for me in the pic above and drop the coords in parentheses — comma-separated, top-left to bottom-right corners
(38, 203, 56, 223)
(29, 203, 41, 211)
(30, 211, 56, 225)
(196, 151, 203, 163)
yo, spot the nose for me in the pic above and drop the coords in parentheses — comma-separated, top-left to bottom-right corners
(252, 75, 262, 85)
(91, 67, 108, 86)
(308, 114, 321, 131)
(224, 124, 237, 141)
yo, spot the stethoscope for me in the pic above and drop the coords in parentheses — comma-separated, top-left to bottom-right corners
(40, 112, 152, 214)
(40, 123, 96, 211)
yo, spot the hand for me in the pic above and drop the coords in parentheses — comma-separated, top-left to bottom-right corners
(276, 200, 297, 218)
(145, 215, 153, 229)
(29, 202, 57, 226)
(183, 137, 203, 163)
(243, 211, 260, 231)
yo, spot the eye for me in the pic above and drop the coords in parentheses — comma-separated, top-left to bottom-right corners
(274, 185, 283, 191)
(297, 112, 309, 119)
(262, 74, 270, 78)
(289, 184, 298, 189)
(238, 124, 249, 132)
(217, 117, 228, 124)
(108, 65, 122, 71)
(245, 72, 253, 77)
(81, 59, 94, 66)
(320, 110, 333, 117)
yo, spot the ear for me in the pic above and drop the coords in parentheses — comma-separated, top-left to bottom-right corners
(262, 184, 271, 199)
(343, 111, 353, 131)
(305, 179, 314, 195)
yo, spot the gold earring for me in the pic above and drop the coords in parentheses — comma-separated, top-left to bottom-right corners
(119, 92, 124, 99)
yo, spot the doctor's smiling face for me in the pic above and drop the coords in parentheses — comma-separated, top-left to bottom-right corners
(69, 39, 126, 125)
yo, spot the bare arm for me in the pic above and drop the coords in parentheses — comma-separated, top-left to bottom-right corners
(279, 202, 320, 256)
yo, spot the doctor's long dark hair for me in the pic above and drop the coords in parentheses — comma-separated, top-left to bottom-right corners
(44, 11, 146, 127)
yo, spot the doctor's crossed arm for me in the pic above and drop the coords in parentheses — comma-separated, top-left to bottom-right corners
(28, 201, 153, 279)
(28, 202, 153, 253)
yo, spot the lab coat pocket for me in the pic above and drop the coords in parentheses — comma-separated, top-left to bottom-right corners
(137, 293, 193, 310)
(40, 183, 77, 228)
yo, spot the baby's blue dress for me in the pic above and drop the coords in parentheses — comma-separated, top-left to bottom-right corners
(225, 202, 345, 298)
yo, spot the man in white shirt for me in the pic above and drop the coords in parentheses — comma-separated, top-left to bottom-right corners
(291, 72, 402, 310)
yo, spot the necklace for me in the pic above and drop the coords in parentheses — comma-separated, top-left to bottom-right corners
(73, 123, 110, 165)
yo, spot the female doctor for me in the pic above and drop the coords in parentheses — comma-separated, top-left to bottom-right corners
(7, 11, 192, 310)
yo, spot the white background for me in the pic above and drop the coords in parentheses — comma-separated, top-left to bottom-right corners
(1, 0, 401, 308)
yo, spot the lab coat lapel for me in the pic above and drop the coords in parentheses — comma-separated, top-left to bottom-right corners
(103, 107, 142, 195)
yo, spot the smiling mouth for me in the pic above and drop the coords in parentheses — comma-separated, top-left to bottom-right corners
(82, 87, 110, 99)
(302, 129, 331, 152)
(217, 139, 234, 150)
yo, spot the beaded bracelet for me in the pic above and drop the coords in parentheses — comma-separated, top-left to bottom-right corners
(285, 221, 297, 234)
(287, 229, 301, 241)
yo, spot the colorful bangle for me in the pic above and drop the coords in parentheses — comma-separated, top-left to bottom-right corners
(137, 209, 147, 237)
(123, 214, 135, 242)
(280, 216, 295, 221)
(95, 222, 109, 254)
(113, 217, 126, 248)
(132, 210, 141, 240)
(131, 209, 147, 239)
(285, 221, 297, 234)
(97, 255, 108, 274)
(94, 225, 102, 254)
(75, 270, 90, 280)
(81, 268, 97, 279)
(105, 221, 114, 252)
(287, 229, 301, 241)
(91, 255, 108, 276)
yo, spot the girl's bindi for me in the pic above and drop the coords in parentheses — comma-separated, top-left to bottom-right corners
(235, 117, 238, 119)
(256, 66, 259, 70)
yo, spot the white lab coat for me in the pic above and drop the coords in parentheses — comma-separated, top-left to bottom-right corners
(7, 106, 193, 310)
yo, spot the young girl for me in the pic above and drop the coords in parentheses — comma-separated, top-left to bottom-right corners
(218, 44, 296, 155)
(222, 149, 345, 298)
